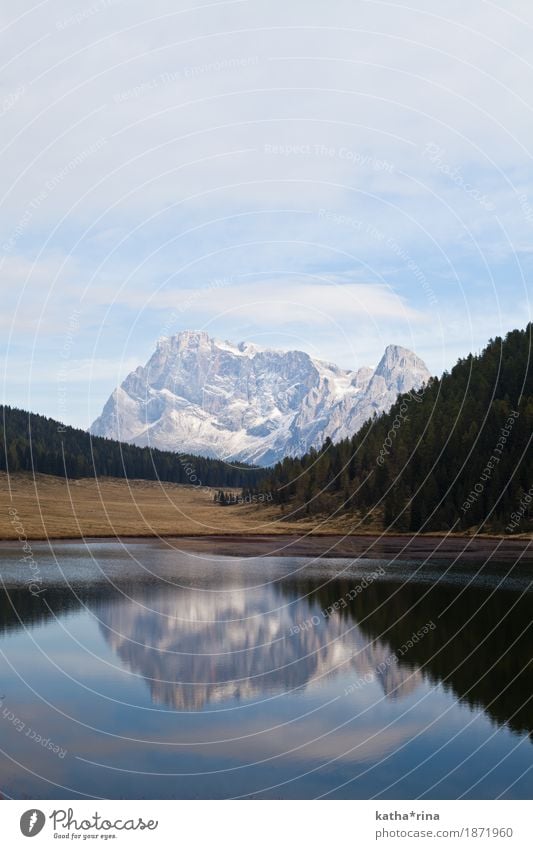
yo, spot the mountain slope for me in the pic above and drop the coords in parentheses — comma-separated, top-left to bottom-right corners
(0, 405, 264, 487)
(91, 331, 430, 465)
(262, 325, 533, 533)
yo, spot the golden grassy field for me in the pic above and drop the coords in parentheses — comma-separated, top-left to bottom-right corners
(1, 472, 529, 542)
(0, 472, 323, 540)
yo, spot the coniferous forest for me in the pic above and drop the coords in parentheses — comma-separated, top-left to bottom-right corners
(2, 326, 532, 534)
(262, 325, 533, 534)
(0, 405, 265, 489)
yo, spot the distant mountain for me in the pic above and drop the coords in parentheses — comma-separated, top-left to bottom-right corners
(263, 325, 533, 534)
(90, 331, 431, 465)
(0, 405, 264, 487)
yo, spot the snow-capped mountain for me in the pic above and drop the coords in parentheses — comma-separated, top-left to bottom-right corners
(90, 330, 431, 465)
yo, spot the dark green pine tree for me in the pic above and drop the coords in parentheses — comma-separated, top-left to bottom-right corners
(263, 324, 532, 534)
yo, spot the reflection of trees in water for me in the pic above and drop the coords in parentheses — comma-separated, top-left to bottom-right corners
(1, 574, 531, 737)
(278, 575, 532, 738)
(337, 580, 533, 740)
(94, 583, 422, 709)
(0, 585, 97, 634)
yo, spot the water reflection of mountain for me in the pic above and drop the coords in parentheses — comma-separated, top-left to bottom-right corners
(1, 569, 531, 736)
(95, 584, 422, 709)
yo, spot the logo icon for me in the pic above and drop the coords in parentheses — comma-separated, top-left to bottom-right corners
(20, 810, 46, 837)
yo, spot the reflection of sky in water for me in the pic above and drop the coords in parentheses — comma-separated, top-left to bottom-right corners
(0, 542, 531, 799)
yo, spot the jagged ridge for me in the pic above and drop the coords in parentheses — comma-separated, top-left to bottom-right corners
(90, 331, 430, 465)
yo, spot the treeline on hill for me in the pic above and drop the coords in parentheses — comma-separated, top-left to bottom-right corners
(0, 406, 266, 488)
(262, 325, 533, 533)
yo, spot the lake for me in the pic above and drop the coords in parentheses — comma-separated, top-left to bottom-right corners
(0, 538, 532, 799)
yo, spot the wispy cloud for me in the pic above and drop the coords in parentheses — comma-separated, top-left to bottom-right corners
(1, 0, 532, 423)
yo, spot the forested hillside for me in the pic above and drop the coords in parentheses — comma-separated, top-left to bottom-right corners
(0, 406, 265, 488)
(261, 326, 533, 533)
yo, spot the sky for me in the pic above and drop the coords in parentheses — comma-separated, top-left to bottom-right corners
(1, 0, 532, 428)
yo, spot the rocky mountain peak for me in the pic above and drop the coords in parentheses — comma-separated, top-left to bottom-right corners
(90, 332, 431, 465)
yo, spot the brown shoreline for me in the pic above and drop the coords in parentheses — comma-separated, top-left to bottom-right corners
(3, 532, 531, 564)
(159, 533, 533, 563)
(1, 473, 531, 562)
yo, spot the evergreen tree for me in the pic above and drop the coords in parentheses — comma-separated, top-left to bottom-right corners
(263, 325, 533, 534)
(0, 406, 267, 489)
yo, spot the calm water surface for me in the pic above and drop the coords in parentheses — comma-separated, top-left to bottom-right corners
(0, 539, 531, 799)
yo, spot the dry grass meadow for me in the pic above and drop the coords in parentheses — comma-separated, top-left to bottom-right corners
(1, 472, 528, 544)
(0, 472, 323, 540)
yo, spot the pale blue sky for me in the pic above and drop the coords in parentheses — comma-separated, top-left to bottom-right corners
(1, 0, 532, 428)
